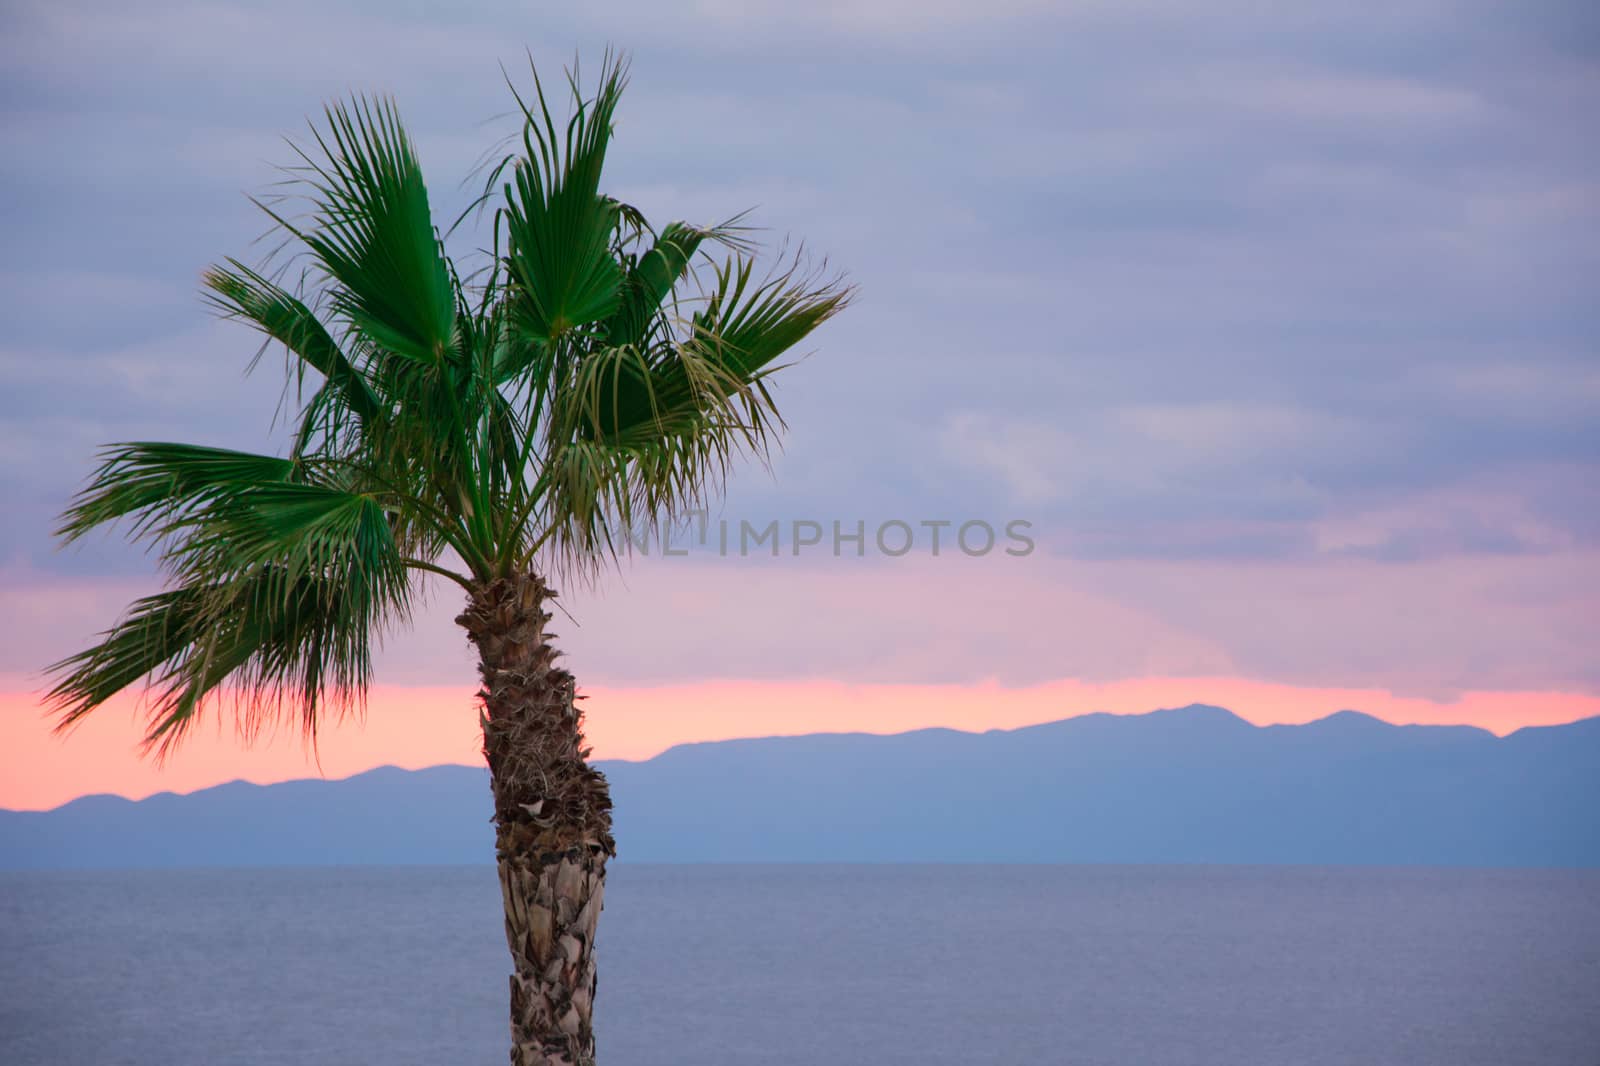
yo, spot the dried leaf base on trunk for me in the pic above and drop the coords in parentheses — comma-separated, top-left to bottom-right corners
(458, 574, 616, 1066)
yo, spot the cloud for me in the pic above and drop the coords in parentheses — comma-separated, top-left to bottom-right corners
(0, 0, 1594, 701)
(1148, 65, 1488, 126)
(7, 547, 1597, 701)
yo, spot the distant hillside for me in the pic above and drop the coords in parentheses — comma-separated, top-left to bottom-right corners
(2, 705, 1596, 869)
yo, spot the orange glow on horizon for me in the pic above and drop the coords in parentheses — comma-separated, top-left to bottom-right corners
(0, 675, 1595, 811)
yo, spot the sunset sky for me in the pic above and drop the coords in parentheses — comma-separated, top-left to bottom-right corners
(1, 0, 1596, 811)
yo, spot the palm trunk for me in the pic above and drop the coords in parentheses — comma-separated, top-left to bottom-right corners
(457, 573, 616, 1066)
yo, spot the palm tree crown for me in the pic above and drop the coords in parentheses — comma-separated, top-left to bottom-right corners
(47, 56, 850, 756)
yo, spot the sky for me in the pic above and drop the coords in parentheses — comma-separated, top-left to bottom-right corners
(1, 0, 1596, 810)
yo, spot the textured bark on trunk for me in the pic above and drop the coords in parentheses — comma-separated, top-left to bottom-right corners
(457, 573, 616, 1066)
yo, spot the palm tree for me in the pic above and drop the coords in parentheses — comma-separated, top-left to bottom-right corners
(45, 55, 849, 1066)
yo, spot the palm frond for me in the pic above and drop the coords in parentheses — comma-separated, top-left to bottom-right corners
(46, 587, 210, 733)
(498, 54, 627, 345)
(202, 258, 383, 425)
(49, 478, 413, 756)
(163, 482, 407, 593)
(558, 256, 848, 451)
(686, 253, 853, 381)
(527, 250, 850, 575)
(604, 222, 712, 349)
(275, 96, 457, 367)
(48, 564, 404, 758)
(57, 443, 296, 545)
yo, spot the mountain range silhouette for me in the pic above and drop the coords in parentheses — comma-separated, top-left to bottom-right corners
(3, 704, 1595, 869)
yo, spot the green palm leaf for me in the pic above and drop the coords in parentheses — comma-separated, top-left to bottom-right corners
(604, 222, 709, 348)
(48, 566, 400, 757)
(499, 57, 627, 344)
(279, 96, 457, 367)
(202, 258, 383, 425)
(686, 255, 852, 381)
(57, 443, 296, 545)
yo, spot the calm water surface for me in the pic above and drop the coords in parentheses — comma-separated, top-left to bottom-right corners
(2, 864, 1597, 1065)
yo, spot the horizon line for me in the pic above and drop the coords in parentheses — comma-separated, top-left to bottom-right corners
(17, 701, 1598, 815)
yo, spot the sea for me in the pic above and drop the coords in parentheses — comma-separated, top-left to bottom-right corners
(2, 864, 1597, 1065)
